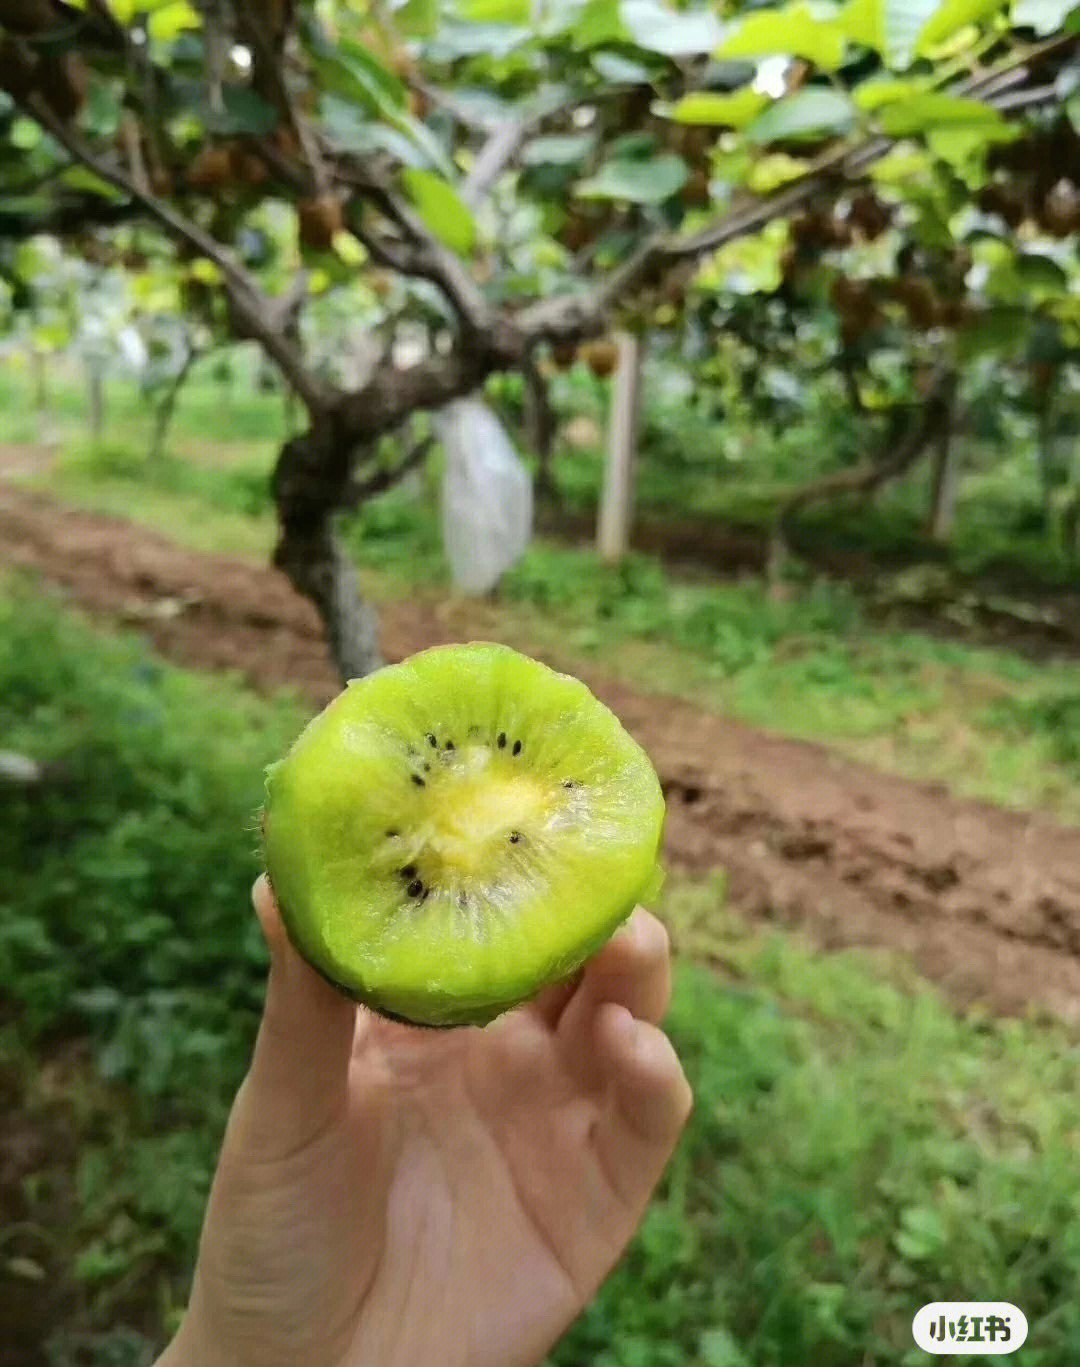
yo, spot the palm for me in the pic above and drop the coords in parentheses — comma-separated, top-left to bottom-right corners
(171, 881, 691, 1367)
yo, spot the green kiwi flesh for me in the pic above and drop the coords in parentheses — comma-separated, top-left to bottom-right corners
(261, 642, 666, 1027)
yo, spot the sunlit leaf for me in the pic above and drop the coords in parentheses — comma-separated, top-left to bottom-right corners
(841, 0, 885, 50)
(572, 0, 630, 46)
(461, 0, 531, 19)
(146, 1, 200, 41)
(401, 168, 477, 255)
(747, 152, 811, 192)
(874, 91, 1007, 135)
(718, 5, 847, 69)
(61, 166, 125, 201)
(854, 76, 924, 110)
(332, 231, 368, 266)
(745, 87, 856, 143)
(576, 153, 689, 203)
(917, 0, 1007, 51)
(660, 89, 768, 127)
(188, 258, 223, 285)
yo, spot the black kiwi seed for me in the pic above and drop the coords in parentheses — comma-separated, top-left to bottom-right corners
(401, 864, 417, 878)
(407, 879, 423, 898)
(412, 774, 425, 787)
(563, 780, 576, 789)
(386, 828, 399, 838)
(509, 832, 521, 844)
(512, 740, 522, 756)
(444, 740, 454, 751)
(423, 762, 431, 773)
(497, 732, 507, 749)
(427, 733, 438, 748)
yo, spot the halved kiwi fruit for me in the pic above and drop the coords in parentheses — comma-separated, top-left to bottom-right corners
(260, 642, 665, 1027)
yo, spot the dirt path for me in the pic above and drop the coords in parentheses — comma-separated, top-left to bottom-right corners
(6, 475, 1080, 1024)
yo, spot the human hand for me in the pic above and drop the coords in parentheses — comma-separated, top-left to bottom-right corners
(158, 875, 692, 1367)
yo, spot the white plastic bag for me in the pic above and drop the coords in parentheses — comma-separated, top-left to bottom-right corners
(436, 398, 533, 595)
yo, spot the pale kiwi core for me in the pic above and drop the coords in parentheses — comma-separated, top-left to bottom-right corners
(421, 747, 545, 876)
(261, 642, 666, 1027)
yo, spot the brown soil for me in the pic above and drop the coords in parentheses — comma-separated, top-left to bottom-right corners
(5, 476, 1080, 1026)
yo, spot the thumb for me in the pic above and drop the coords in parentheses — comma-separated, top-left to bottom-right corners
(231, 875, 356, 1157)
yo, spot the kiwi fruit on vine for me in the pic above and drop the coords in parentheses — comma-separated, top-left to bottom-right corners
(582, 338, 619, 379)
(260, 643, 666, 1028)
(298, 193, 344, 251)
(187, 145, 233, 193)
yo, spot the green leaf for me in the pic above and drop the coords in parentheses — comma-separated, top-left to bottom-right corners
(9, 118, 42, 151)
(928, 119, 1017, 173)
(521, 133, 595, 166)
(745, 87, 856, 143)
(146, 0, 199, 40)
(61, 166, 125, 202)
(395, 0, 439, 36)
(320, 36, 407, 111)
(747, 151, 811, 192)
(321, 96, 431, 167)
(660, 89, 769, 127)
(313, 37, 455, 178)
(576, 153, 689, 203)
(462, 0, 531, 18)
(590, 51, 654, 82)
(573, 0, 630, 47)
(917, 0, 1007, 51)
(883, 0, 943, 66)
(854, 76, 923, 110)
(874, 91, 1006, 135)
(1012, 0, 1080, 31)
(205, 86, 278, 136)
(841, 0, 884, 50)
(620, 0, 723, 56)
(84, 82, 122, 139)
(718, 4, 847, 69)
(401, 168, 477, 255)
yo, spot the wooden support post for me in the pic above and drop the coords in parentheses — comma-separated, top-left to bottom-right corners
(598, 332, 643, 565)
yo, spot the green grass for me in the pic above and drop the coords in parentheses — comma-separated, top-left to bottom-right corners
(6, 579, 1080, 1364)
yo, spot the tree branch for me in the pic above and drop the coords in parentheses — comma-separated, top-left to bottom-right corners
(516, 36, 1078, 345)
(342, 434, 435, 506)
(349, 187, 494, 337)
(20, 84, 332, 415)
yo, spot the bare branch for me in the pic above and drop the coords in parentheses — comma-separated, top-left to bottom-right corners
(335, 333, 519, 439)
(233, 0, 330, 194)
(21, 87, 332, 414)
(461, 118, 529, 208)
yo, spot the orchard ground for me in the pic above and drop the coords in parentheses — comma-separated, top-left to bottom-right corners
(9, 367, 1080, 1363)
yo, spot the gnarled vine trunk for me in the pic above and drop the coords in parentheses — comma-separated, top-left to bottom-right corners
(271, 423, 384, 681)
